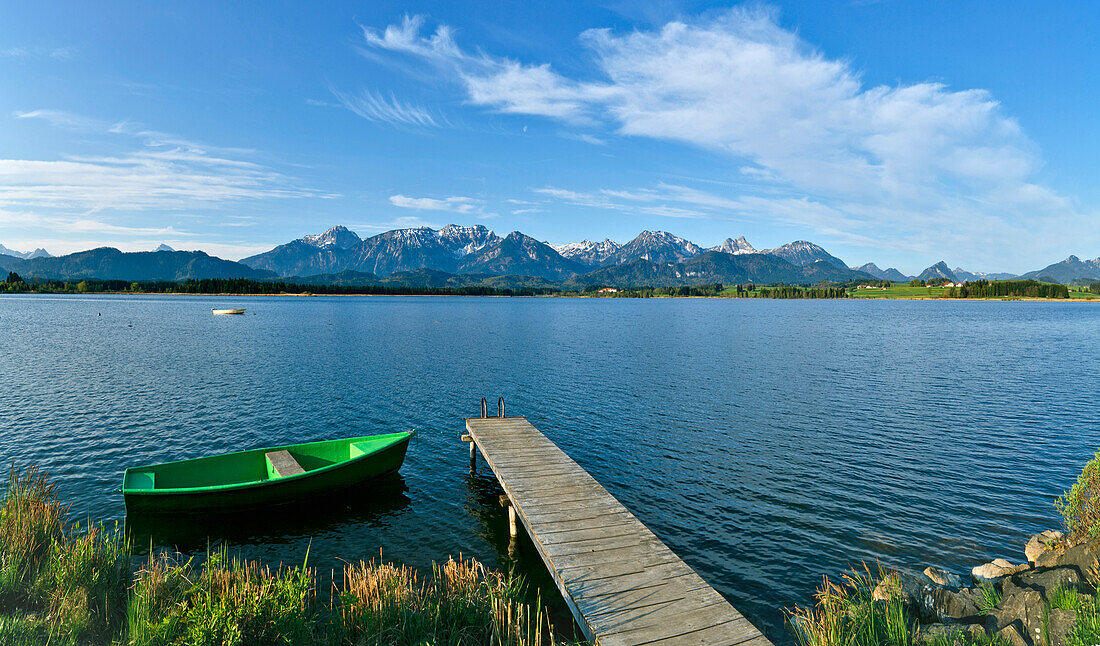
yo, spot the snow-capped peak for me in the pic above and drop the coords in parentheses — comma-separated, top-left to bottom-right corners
(709, 236, 756, 255)
(302, 225, 361, 250)
(553, 239, 622, 264)
(437, 224, 499, 256)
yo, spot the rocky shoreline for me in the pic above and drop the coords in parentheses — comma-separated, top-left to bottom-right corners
(872, 530, 1095, 646)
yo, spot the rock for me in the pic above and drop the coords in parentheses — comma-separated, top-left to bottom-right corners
(924, 566, 965, 588)
(997, 625, 1029, 646)
(1047, 607, 1077, 646)
(1035, 539, 1100, 587)
(916, 623, 987, 645)
(1014, 567, 1082, 600)
(985, 589, 1044, 645)
(973, 560, 1030, 584)
(919, 586, 983, 623)
(873, 571, 928, 610)
(1025, 531, 1065, 564)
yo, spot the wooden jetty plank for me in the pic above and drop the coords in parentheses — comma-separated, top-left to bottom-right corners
(464, 416, 773, 646)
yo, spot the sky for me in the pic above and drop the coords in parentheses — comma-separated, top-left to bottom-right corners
(1, 1, 1098, 274)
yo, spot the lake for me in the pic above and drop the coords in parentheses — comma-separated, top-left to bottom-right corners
(1, 294, 1097, 642)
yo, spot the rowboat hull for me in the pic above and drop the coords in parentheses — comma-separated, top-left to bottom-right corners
(212, 308, 246, 315)
(123, 432, 412, 514)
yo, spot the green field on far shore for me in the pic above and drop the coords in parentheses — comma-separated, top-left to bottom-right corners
(849, 283, 1100, 300)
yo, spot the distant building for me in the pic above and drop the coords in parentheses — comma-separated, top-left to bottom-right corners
(598, 287, 619, 293)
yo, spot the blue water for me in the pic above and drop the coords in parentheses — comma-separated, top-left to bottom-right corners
(2, 294, 1098, 642)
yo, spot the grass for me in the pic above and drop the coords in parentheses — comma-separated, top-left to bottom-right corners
(847, 284, 957, 299)
(0, 464, 585, 646)
(787, 563, 1006, 646)
(977, 583, 1002, 614)
(787, 564, 914, 646)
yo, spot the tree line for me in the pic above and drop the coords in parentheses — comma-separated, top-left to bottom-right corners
(0, 275, 556, 297)
(945, 279, 1069, 299)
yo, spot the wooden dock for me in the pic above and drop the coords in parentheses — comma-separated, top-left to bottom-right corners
(464, 413, 773, 646)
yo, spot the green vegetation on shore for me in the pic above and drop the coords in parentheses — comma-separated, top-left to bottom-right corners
(0, 464, 582, 646)
(2, 271, 1089, 300)
(1056, 449, 1100, 541)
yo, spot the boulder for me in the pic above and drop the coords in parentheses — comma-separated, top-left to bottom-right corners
(1046, 607, 1077, 646)
(985, 589, 1044, 646)
(1035, 539, 1100, 587)
(973, 560, 1030, 584)
(1025, 530, 1065, 564)
(916, 623, 987, 645)
(996, 625, 1029, 646)
(1014, 567, 1082, 600)
(924, 566, 965, 588)
(873, 571, 928, 610)
(919, 586, 983, 624)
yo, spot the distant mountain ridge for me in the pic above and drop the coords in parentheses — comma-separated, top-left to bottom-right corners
(240, 224, 500, 277)
(709, 236, 756, 255)
(853, 263, 910, 282)
(0, 243, 52, 260)
(918, 261, 957, 281)
(1020, 256, 1100, 283)
(602, 230, 703, 266)
(763, 241, 847, 268)
(2, 224, 1086, 287)
(0, 247, 272, 281)
(552, 239, 621, 266)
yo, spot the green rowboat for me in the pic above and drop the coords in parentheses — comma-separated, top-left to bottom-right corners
(123, 432, 412, 514)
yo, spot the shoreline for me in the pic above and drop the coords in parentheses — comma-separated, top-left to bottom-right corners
(3, 291, 1098, 302)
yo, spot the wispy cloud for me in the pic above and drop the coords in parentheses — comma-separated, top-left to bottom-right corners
(389, 194, 479, 213)
(360, 8, 1085, 269)
(1, 46, 75, 60)
(330, 88, 444, 128)
(5, 110, 321, 213)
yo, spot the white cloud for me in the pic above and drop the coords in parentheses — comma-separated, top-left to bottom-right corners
(362, 8, 1085, 270)
(330, 89, 443, 127)
(389, 194, 479, 213)
(4, 110, 318, 213)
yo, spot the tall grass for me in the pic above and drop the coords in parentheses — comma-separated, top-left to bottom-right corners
(124, 548, 316, 646)
(0, 464, 583, 646)
(335, 555, 558, 645)
(1060, 589, 1100, 646)
(787, 563, 1008, 646)
(0, 463, 66, 605)
(977, 582, 1002, 614)
(788, 564, 913, 646)
(0, 463, 129, 645)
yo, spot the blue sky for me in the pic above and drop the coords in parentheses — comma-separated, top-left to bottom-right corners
(1, 1, 1097, 274)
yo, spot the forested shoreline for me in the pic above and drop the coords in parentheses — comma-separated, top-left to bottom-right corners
(0, 271, 1089, 300)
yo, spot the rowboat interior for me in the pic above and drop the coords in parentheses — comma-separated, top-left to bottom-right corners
(123, 434, 405, 492)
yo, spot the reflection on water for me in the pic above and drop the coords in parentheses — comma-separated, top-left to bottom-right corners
(126, 473, 412, 555)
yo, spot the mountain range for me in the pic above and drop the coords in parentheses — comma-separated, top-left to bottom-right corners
(0, 244, 52, 260)
(1, 223, 1095, 288)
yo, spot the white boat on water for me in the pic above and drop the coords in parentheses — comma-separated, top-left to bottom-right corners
(212, 308, 246, 315)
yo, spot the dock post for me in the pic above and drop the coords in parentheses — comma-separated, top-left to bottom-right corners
(499, 494, 517, 537)
(462, 434, 476, 473)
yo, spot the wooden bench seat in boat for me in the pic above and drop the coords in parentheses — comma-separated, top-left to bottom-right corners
(265, 450, 306, 478)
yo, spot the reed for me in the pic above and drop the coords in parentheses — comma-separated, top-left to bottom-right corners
(0, 463, 66, 605)
(124, 547, 317, 646)
(335, 554, 562, 645)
